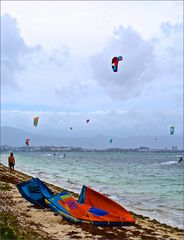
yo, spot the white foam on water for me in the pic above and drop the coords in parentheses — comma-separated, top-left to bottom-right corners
(161, 161, 178, 165)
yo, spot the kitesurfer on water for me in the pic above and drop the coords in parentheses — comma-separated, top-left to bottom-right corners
(178, 157, 183, 164)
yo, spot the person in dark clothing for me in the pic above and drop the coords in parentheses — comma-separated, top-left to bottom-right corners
(178, 157, 183, 164)
(8, 152, 15, 171)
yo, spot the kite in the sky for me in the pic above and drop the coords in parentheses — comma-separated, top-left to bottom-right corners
(112, 56, 123, 72)
(70, 127, 73, 130)
(110, 138, 113, 144)
(25, 138, 30, 146)
(170, 126, 175, 135)
(33, 116, 39, 127)
(86, 119, 90, 123)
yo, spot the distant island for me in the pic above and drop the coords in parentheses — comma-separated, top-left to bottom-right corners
(0, 145, 183, 153)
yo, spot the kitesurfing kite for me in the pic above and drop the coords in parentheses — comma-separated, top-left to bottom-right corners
(33, 116, 39, 127)
(112, 56, 123, 72)
(70, 127, 73, 130)
(17, 178, 135, 226)
(86, 119, 90, 124)
(110, 138, 113, 144)
(25, 138, 30, 146)
(170, 126, 175, 135)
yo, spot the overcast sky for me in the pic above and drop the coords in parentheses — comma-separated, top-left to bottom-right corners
(1, 1, 183, 138)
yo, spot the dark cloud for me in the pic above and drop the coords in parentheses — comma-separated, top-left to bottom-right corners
(90, 26, 157, 100)
(1, 14, 41, 91)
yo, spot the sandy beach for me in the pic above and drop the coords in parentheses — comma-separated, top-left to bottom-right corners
(0, 163, 183, 240)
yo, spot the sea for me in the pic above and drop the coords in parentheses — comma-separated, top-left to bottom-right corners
(1, 150, 183, 229)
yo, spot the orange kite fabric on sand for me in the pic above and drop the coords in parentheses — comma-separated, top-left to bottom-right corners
(47, 185, 135, 226)
(17, 178, 135, 226)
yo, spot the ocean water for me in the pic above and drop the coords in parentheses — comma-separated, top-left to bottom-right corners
(1, 150, 183, 229)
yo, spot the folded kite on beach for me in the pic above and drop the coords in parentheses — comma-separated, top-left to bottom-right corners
(17, 178, 135, 226)
(17, 178, 54, 207)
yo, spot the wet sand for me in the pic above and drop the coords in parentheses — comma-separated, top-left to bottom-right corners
(0, 163, 183, 240)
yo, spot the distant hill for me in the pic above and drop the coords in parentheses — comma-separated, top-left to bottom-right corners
(0, 126, 183, 149)
(0, 126, 66, 147)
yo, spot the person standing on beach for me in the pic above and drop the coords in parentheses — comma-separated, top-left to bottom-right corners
(8, 152, 15, 172)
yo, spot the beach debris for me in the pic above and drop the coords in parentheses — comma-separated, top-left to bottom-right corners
(112, 56, 123, 72)
(33, 116, 39, 127)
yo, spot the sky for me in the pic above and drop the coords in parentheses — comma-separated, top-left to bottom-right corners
(1, 1, 183, 139)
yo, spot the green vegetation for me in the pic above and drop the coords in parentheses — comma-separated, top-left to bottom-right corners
(0, 182, 12, 191)
(0, 212, 43, 240)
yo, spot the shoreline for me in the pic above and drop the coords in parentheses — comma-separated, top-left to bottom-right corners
(0, 163, 183, 240)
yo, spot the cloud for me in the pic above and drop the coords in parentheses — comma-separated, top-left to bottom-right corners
(90, 25, 157, 100)
(1, 14, 41, 91)
(1, 14, 100, 109)
(156, 22, 183, 82)
(1, 107, 182, 139)
(1, 13, 74, 108)
(142, 22, 183, 118)
(90, 22, 183, 100)
(1, 13, 183, 138)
